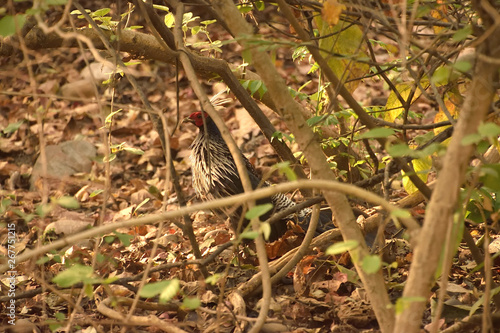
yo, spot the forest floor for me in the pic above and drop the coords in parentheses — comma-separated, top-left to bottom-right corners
(0, 3, 498, 333)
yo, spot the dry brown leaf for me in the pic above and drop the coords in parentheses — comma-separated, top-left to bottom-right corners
(321, 0, 345, 26)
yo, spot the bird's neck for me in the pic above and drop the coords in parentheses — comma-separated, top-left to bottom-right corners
(198, 118, 223, 141)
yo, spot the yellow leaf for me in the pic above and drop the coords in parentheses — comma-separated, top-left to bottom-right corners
(384, 82, 426, 123)
(430, 0, 449, 34)
(433, 89, 462, 136)
(322, 0, 345, 26)
(314, 13, 370, 93)
(402, 156, 432, 195)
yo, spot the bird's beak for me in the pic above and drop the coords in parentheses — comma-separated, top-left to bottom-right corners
(183, 116, 194, 124)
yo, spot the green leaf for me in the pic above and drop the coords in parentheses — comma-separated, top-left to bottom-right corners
(477, 140, 490, 154)
(205, 273, 222, 285)
(103, 276, 119, 284)
(257, 83, 268, 99)
(70, 9, 88, 15)
(255, 0, 265, 11)
(249, 80, 263, 96)
(307, 115, 323, 126)
(109, 142, 125, 150)
(240, 80, 250, 90)
(123, 147, 145, 155)
(93, 8, 111, 17)
(54, 312, 66, 321)
(103, 153, 117, 163)
(461, 133, 482, 146)
(395, 296, 426, 314)
(3, 120, 23, 134)
(48, 323, 63, 331)
(326, 240, 359, 255)
(123, 61, 142, 66)
(139, 279, 180, 303)
(191, 26, 201, 35)
(84, 282, 94, 298)
(36, 256, 51, 265)
(390, 209, 412, 219)
(0, 15, 26, 37)
(452, 25, 472, 42)
(387, 143, 414, 157)
(0, 198, 12, 214)
(419, 143, 443, 157)
(104, 235, 115, 244)
(201, 19, 217, 26)
(182, 12, 199, 25)
(164, 13, 175, 28)
(52, 264, 94, 288)
(114, 232, 133, 247)
(292, 46, 309, 62)
(105, 109, 122, 125)
(133, 198, 150, 215)
(357, 128, 396, 140)
(308, 62, 320, 74)
(239, 230, 259, 240)
(54, 196, 80, 209)
(159, 279, 180, 304)
(414, 131, 435, 145)
(479, 164, 500, 191)
(453, 60, 472, 73)
(36, 203, 53, 218)
(431, 66, 451, 85)
(478, 122, 500, 138)
(98, 253, 106, 263)
(148, 185, 163, 200)
(361, 255, 382, 274)
(126, 25, 143, 30)
(90, 189, 104, 197)
(140, 281, 171, 298)
(245, 203, 273, 219)
(153, 5, 170, 12)
(276, 161, 297, 181)
(237, 4, 253, 14)
(182, 297, 201, 310)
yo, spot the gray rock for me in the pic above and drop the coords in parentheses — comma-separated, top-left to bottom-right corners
(31, 140, 97, 189)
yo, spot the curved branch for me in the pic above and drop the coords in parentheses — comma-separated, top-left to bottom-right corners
(0, 179, 418, 273)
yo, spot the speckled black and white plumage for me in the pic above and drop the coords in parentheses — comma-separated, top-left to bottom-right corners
(186, 111, 332, 241)
(188, 112, 261, 199)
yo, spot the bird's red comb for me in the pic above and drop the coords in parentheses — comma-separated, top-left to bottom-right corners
(186, 111, 209, 127)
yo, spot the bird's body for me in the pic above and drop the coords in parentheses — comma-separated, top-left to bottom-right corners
(189, 115, 260, 200)
(186, 111, 332, 241)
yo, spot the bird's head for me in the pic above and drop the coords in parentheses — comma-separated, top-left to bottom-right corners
(184, 111, 209, 128)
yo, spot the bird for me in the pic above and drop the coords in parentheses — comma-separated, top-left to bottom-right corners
(184, 111, 333, 242)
